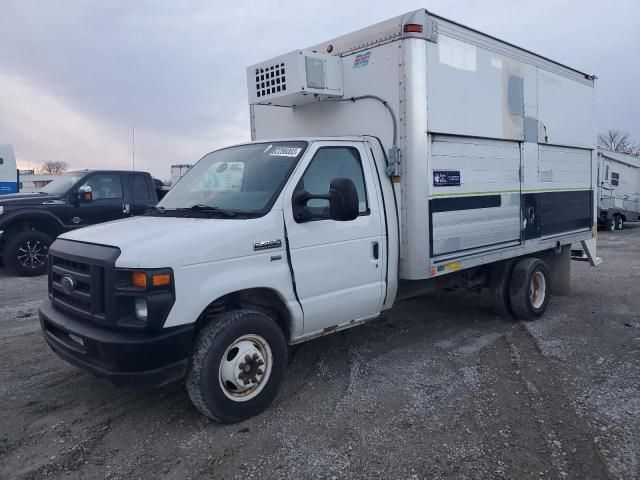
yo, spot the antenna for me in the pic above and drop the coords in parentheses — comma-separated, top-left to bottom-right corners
(132, 126, 135, 171)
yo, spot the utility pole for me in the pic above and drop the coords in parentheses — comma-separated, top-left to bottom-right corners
(132, 126, 135, 171)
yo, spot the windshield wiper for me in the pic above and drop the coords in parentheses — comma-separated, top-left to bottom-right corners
(183, 204, 237, 218)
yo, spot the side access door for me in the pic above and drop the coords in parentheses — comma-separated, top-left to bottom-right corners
(283, 141, 386, 336)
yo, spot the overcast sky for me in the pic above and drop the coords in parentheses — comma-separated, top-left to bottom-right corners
(0, 0, 638, 179)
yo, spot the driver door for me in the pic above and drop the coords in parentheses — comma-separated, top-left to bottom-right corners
(283, 142, 385, 336)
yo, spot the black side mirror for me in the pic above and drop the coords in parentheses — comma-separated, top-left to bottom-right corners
(293, 177, 359, 222)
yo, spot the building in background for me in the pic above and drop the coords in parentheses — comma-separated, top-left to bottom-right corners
(18, 170, 60, 192)
(171, 164, 192, 186)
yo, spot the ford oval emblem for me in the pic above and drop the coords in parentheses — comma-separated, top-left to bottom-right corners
(61, 275, 76, 293)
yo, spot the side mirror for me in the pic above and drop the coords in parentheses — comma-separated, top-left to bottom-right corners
(293, 178, 359, 222)
(77, 185, 93, 203)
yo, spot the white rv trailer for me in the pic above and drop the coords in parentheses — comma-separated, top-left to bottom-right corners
(40, 9, 601, 423)
(0, 145, 18, 195)
(597, 149, 640, 230)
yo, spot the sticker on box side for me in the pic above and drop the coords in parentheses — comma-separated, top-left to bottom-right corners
(433, 170, 461, 187)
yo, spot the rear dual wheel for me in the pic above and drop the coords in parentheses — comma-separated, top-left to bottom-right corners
(490, 257, 551, 321)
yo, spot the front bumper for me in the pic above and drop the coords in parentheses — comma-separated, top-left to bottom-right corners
(39, 299, 194, 387)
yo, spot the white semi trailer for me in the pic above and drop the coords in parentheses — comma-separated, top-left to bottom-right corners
(597, 149, 640, 230)
(0, 145, 18, 195)
(40, 9, 600, 423)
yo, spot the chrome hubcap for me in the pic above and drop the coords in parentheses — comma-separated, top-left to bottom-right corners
(529, 271, 546, 309)
(17, 240, 47, 268)
(219, 334, 272, 402)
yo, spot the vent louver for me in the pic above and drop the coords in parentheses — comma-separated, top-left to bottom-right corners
(255, 62, 287, 99)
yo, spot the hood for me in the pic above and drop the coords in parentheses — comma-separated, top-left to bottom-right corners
(0, 192, 63, 207)
(57, 210, 286, 268)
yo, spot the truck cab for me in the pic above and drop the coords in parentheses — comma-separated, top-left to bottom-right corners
(0, 170, 159, 275)
(39, 138, 397, 422)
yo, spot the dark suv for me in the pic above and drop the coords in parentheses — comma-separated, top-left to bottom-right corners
(0, 170, 162, 276)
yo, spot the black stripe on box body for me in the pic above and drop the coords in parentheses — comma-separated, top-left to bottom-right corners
(522, 190, 592, 240)
(430, 194, 502, 213)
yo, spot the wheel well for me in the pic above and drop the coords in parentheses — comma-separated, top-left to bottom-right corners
(4, 216, 63, 239)
(196, 288, 293, 342)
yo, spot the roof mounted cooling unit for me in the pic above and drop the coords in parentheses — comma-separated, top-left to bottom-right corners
(247, 50, 343, 107)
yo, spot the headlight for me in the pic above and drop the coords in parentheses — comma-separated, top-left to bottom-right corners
(134, 297, 148, 321)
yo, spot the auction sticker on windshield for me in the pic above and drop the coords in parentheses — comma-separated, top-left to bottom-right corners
(269, 147, 302, 157)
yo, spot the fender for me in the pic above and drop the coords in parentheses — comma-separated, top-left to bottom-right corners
(0, 208, 67, 233)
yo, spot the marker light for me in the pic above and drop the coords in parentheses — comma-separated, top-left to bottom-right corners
(403, 24, 423, 33)
(132, 271, 147, 288)
(152, 273, 171, 287)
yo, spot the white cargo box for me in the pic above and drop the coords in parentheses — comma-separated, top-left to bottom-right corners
(249, 9, 598, 280)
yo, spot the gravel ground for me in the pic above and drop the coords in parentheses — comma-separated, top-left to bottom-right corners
(1, 226, 639, 480)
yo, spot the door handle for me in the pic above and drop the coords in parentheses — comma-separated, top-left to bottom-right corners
(372, 241, 379, 260)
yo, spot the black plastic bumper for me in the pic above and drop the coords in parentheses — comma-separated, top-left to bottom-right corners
(39, 299, 194, 387)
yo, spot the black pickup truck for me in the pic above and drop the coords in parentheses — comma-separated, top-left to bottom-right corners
(0, 170, 164, 276)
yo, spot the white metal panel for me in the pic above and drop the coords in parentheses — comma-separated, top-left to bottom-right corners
(538, 145, 591, 190)
(538, 70, 594, 149)
(426, 36, 524, 141)
(430, 136, 521, 257)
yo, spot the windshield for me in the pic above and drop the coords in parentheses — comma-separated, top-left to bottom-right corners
(39, 173, 86, 195)
(157, 141, 307, 216)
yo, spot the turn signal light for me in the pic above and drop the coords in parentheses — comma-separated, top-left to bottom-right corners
(152, 273, 171, 286)
(132, 271, 147, 288)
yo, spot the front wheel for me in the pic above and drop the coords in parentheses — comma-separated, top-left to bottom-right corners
(186, 310, 287, 423)
(4, 230, 52, 276)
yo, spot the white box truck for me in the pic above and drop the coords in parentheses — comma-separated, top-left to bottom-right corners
(597, 149, 640, 230)
(0, 145, 18, 195)
(39, 9, 600, 422)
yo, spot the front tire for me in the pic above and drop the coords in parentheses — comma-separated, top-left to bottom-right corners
(186, 310, 287, 423)
(509, 258, 551, 321)
(4, 230, 52, 276)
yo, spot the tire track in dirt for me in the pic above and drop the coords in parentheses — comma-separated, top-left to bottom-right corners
(476, 325, 612, 479)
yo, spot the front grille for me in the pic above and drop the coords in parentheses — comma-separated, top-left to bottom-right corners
(50, 254, 106, 322)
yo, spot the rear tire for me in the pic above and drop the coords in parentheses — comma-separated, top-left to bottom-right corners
(509, 258, 551, 321)
(615, 216, 624, 230)
(4, 230, 52, 276)
(489, 260, 515, 320)
(186, 310, 287, 423)
(607, 217, 616, 231)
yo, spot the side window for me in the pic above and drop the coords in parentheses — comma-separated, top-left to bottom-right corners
(82, 174, 123, 200)
(130, 174, 151, 200)
(295, 147, 368, 221)
(611, 172, 619, 187)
